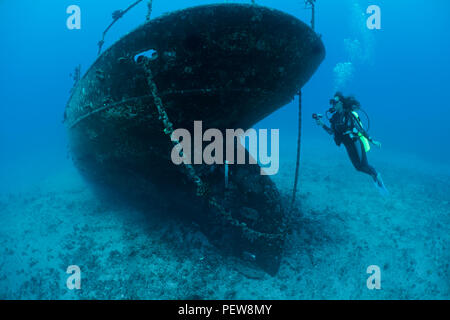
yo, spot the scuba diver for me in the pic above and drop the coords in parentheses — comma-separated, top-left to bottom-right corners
(313, 92, 389, 195)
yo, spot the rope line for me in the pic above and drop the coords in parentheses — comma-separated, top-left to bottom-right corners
(146, 0, 153, 21)
(291, 1, 316, 210)
(291, 91, 302, 209)
(305, 0, 316, 31)
(97, 0, 151, 56)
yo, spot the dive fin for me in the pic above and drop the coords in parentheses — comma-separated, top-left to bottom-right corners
(374, 173, 389, 196)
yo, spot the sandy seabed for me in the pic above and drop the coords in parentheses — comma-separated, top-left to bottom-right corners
(0, 139, 449, 299)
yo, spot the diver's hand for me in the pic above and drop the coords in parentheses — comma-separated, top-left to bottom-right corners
(315, 118, 324, 126)
(372, 140, 382, 148)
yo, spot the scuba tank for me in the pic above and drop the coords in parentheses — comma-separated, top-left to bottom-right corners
(350, 111, 371, 152)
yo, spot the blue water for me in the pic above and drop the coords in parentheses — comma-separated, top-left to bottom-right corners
(0, 0, 449, 299)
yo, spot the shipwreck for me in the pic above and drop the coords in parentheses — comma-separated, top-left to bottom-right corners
(65, 3, 325, 275)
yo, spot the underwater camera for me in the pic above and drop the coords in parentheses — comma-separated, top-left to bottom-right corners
(312, 113, 323, 120)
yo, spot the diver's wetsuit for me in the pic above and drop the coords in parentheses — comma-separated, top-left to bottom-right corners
(324, 111, 378, 180)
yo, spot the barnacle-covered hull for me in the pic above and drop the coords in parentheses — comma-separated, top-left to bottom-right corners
(65, 4, 325, 275)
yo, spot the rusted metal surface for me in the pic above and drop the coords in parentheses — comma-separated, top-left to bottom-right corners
(65, 4, 325, 275)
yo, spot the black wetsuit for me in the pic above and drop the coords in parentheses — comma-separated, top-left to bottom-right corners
(325, 112, 378, 180)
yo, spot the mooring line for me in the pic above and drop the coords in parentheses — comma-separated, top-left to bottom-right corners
(291, 0, 317, 211)
(97, 0, 153, 56)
